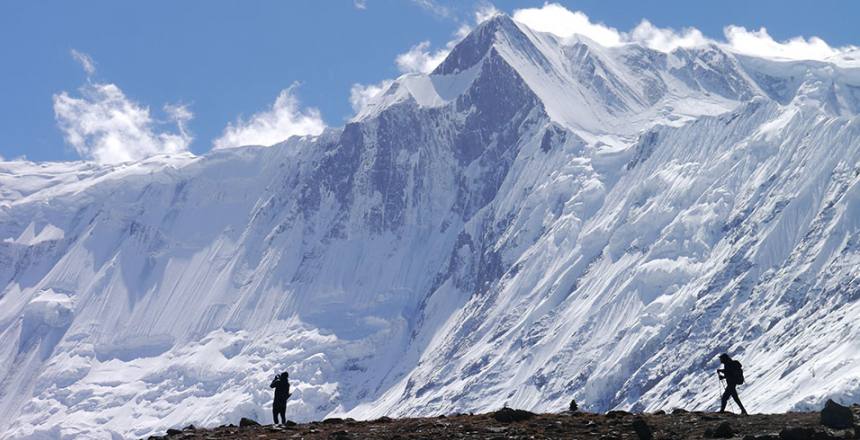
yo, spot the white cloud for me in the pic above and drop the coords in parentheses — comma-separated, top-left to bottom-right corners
(513, 3, 624, 47)
(349, 80, 393, 114)
(394, 11, 478, 75)
(475, 4, 500, 24)
(722, 25, 853, 61)
(354, 0, 367, 10)
(411, 0, 451, 19)
(512, 3, 857, 63)
(70, 49, 96, 76)
(629, 20, 707, 52)
(395, 41, 450, 74)
(455, 23, 472, 40)
(163, 103, 193, 138)
(213, 84, 325, 149)
(53, 83, 192, 164)
(53, 51, 193, 164)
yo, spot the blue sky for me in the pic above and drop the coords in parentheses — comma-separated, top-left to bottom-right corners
(1, 0, 858, 163)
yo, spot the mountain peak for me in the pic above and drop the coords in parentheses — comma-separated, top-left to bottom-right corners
(433, 14, 528, 76)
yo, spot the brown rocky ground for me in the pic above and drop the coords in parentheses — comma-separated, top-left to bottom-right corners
(149, 404, 860, 440)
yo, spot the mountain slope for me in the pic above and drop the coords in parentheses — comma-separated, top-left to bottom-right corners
(1, 15, 860, 439)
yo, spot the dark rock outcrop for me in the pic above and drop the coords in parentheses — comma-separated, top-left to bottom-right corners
(631, 417, 653, 440)
(492, 407, 536, 423)
(239, 417, 260, 427)
(705, 421, 735, 438)
(607, 410, 631, 418)
(821, 399, 855, 429)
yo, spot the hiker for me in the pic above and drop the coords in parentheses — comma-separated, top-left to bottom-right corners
(717, 353, 748, 415)
(270, 371, 291, 425)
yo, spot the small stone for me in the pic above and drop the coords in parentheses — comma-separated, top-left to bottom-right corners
(165, 428, 182, 436)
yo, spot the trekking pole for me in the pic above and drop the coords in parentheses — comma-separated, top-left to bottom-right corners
(716, 374, 723, 411)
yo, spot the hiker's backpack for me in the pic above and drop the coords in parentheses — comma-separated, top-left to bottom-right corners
(730, 360, 745, 384)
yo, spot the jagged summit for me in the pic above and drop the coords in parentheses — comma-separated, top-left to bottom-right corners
(367, 15, 860, 135)
(433, 14, 538, 76)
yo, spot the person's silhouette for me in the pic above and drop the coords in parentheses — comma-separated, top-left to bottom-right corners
(717, 353, 748, 415)
(270, 371, 291, 424)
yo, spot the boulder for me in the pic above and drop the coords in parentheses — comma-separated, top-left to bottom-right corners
(821, 399, 855, 429)
(705, 421, 735, 438)
(778, 427, 819, 440)
(330, 430, 351, 440)
(570, 399, 578, 412)
(239, 417, 260, 427)
(631, 417, 653, 440)
(165, 428, 182, 436)
(607, 410, 631, 418)
(492, 407, 536, 423)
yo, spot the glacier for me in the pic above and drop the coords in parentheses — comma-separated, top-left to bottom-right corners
(2, 15, 860, 439)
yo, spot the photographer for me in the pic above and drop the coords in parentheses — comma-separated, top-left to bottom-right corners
(270, 371, 291, 425)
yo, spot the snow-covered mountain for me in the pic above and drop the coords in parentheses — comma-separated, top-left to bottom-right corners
(3, 15, 860, 439)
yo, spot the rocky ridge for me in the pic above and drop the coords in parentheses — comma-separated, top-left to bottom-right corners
(147, 401, 860, 440)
